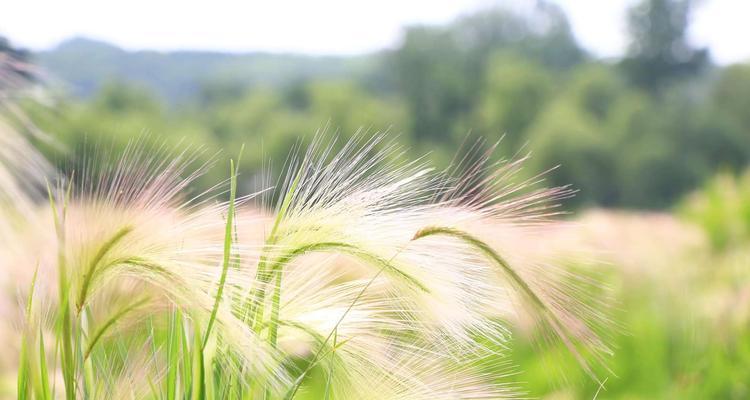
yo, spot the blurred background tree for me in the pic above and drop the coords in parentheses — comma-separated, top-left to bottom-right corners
(6, 0, 748, 209)
(621, 0, 708, 91)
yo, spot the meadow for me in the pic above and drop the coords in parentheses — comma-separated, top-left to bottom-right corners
(3, 0, 750, 397)
(3, 119, 609, 398)
(2, 109, 749, 398)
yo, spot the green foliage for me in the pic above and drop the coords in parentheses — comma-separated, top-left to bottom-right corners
(23, 1, 750, 210)
(35, 37, 374, 102)
(472, 54, 555, 150)
(511, 256, 750, 399)
(621, 0, 708, 90)
(712, 64, 750, 148)
(389, 5, 581, 146)
(681, 170, 750, 250)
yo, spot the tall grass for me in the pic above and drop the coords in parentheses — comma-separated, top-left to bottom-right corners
(7, 134, 612, 399)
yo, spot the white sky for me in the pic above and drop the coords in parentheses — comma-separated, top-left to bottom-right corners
(1, 0, 748, 64)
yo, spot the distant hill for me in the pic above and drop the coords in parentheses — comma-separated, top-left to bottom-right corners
(34, 37, 380, 104)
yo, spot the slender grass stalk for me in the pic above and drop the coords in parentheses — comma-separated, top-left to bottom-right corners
(167, 309, 183, 400)
(245, 168, 303, 328)
(264, 269, 284, 400)
(47, 178, 76, 400)
(411, 225, 599, 380)
(17, 267, 38, 400)
(80, 310, 95, 398)
(76, 226, 134, 312)
(256, 320, 349, 351)
(181, 313, 193, 394)
(322, 329, 337, 400)
(268, 270, 283, 350)
(269, 242, 428, 293)
(243, 166, 303, 399)
(192, 320, 205, 400)
(17, 341, 28, 400)
(38, 325, 50, 400)
(412, 226, 544, 309)
(204, 157, 239, 348)
(204, 333, 217, 400)
(146, 376, 159, 399)
(82, 296, 150, 361)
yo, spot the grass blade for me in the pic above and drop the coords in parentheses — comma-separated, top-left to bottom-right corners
(38, 326, 50, 400)
(245, 166, 302, 327)
(204, 157, 238, 348)
(192, 320, 205, 400)
(47, 178, 77, 400)
(167, 309, 182, 400)
(17, 267, 38, 400)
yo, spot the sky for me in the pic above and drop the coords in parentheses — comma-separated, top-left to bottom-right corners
(1, 0, 748, 64)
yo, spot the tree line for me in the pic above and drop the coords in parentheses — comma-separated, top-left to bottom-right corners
(9, 0, 750, 209)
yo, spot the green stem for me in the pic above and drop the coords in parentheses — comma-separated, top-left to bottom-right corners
(82, 297, 150, 361)
(269, 242, 429, 293)
(268, 270, 283, 348)
(412, 226, 545, 310)
(203, 158, 238, 348)
(192, 320, 205, 400)
(77, 226, 133, 312)
(47, 180, 75, 400)
(244, 169, 302, 328)
(264, 258, 284, 400)
(17, 267, 38, 400)
(323, 329, 337, 400)
(411, 225, 598, 380)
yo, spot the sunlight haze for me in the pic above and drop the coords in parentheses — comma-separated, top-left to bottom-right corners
(2, 0, 748, 64)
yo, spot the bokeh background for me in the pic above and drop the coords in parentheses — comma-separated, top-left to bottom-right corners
(2, 0, 750, 398)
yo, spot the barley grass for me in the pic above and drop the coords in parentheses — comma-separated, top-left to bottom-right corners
(6, 133, 612, 399)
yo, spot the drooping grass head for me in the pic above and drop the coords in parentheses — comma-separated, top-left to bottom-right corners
(10, 133, 614, 399)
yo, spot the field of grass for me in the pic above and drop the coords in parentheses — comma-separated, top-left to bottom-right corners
(3, 1, 750, 395)
(1, 113, 749, 399)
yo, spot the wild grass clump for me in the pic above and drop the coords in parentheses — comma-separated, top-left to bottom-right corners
(7, 133, 613, 399)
